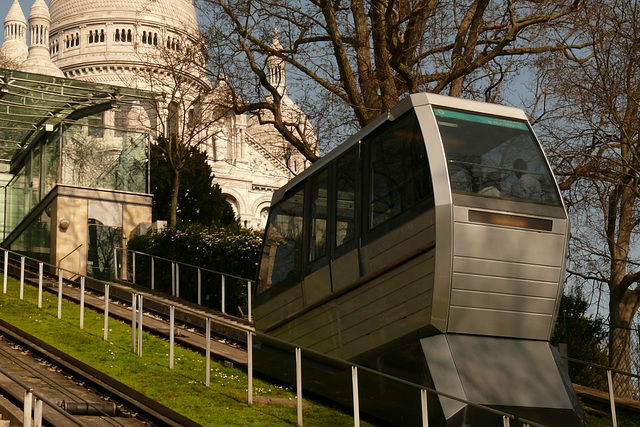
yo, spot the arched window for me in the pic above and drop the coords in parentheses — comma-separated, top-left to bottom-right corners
(127, 29, 132, 42)
(100, 29, 105, 42)
(153, 33, 158, 46)
(89, 30, 94, 43)
(142, 31, 147, 44)
(115, 29, 120, 42)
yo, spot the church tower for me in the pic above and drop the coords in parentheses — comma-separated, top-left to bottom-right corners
(267, 29, 287, 98)
(0, 0, 28, 66)
(21, 0, 64, 77)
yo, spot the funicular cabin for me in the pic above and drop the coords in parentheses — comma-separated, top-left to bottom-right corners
(254, 93, 586, 426)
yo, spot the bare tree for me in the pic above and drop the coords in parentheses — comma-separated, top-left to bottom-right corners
(198, 0, 584, 156)
(530, 0, 640, 396)
(130, 32, 233, 228)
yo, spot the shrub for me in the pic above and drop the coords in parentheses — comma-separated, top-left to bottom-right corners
(128, 224, 262, 315)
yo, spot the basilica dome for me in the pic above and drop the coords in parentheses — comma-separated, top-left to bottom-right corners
(49, 0, 199, 33)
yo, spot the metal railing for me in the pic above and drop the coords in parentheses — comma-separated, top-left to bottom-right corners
(115, 247, 253, 321)
(0, 364, 89, 427)
(560, 356, 640, 427)
(0, 247, 597, 427)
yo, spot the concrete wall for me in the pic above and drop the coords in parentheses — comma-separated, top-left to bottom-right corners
(50, 196, 88, 278)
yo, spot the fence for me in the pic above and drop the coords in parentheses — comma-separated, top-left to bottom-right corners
(0, 246, 551, 427)
(559, 311, 640, 398)
(115, 248, 252, 321)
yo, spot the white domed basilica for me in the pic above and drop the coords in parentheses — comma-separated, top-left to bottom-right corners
(1, 0, 313, 229)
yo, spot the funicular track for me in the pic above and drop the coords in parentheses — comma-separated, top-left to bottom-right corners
(4, 258, 640, 426)
(0, 318, 203, 427)
(2, 260, 249, 367)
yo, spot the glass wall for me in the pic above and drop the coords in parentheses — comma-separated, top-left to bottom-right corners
(10, 208, 51, 263)
(3, 118, 148, 240)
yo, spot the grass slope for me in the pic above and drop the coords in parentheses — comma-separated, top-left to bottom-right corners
(0, 277, 364, 426)
(1, 277, 637, 426)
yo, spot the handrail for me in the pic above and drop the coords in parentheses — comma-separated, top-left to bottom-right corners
(58, 243, 83, 277)
(563, 356, 640, 380)
(0, 364, 89, 427)
(0, 246, 571, 427)
(118, 247, 251, 282)
(58, 244, 83, 268)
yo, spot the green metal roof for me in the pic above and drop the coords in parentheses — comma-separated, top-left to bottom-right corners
(0, 67, 156, 163)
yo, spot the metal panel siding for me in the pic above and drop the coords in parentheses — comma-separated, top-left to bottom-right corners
(451, 271, 559, 298)
(453, 257, 561, 283)
(268, 250, 435, 360)
(270, 301, 340, 350)
(253, 285, 304, 331)
(361, 210, 435, 276)
(338, 252, 434, 358)
(302, 265, 332, 306)
(448, 207, 568, 339)
(337, 308, 432, 360)
(450, 289, 556, 313)
(448, 307, 553, 340)
(453, 222, 566, 267)
(331, 249, 360, 292)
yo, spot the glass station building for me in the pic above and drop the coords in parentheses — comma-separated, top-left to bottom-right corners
(0, 67, 155, 279)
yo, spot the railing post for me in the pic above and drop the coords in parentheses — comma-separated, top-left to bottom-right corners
(113, 248, 118, 280)
(176, 264, 180, 298)
(171, 262, 175, 296)
(221, 275, 226, 314)
(80, 276, 85, 329)
(151, 256, 155, 290)
(421, 389, 428, 427)
(37, 262, 43, 309)
(296, 347, 303, 426)
(352, 366, 360, 427)
(248, 280, 252, 322)
(247, 331, 253, 406)
(607, 369, 618, 427)
(132, 252, 136, 284)
(57, 270, 63, 318)
(3, 250, 8, 294)
(503, 415, 510, 427)
(138, 295, 143, 357)
(19, 256, 25, 300)
(23, 389, 33, 427)
(33, 395, 42, 427)
(205, 318, 211, 386)
(197, 269, 202, 305)
(103, 284, 110, 341)
(169, 305, 175, 369)
(131, 293, 137, 353)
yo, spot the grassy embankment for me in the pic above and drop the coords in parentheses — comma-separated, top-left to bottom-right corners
(1, 276, 639, 426)
(0, 276, 365, 426)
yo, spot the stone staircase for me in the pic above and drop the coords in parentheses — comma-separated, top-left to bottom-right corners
(242, 129, 291, 175)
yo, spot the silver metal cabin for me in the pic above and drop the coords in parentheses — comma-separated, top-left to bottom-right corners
(255, 93, 568, 357)
(254, 93, 582, 426)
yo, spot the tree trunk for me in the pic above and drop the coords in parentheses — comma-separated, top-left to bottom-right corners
(169, 169, 180, 228)
(609, 297, 633, 397)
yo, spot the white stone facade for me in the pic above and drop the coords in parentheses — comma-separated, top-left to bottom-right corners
(1, 0, 313, 229)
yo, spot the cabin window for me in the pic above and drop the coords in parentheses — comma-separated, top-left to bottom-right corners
(436, 108, 562, 205)
(309, 169, 328, 263)
(257, 187, 305, 293)
(366, 111, 432, 231)
(335, 147, 357, 249)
